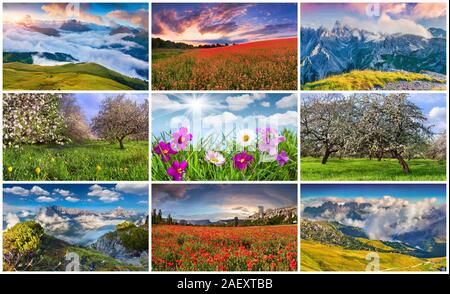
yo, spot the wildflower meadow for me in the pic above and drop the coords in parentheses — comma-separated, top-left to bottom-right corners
(152, 127, 297, 181)
(3, 93, 148, 181)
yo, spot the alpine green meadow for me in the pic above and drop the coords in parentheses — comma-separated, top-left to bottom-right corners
(4, 141, 148, 181)
(300, 157, 447, 181)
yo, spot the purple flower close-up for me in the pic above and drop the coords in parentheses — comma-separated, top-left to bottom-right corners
(171, 127, 192, 151)
(276, 150, 289, 166)
(257, 128, 286, 156)
(153, 141, 177, 162)
(167, 160, 188, 181)
(233, 152, 254, 170)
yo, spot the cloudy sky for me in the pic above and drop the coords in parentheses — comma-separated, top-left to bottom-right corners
(302, 184, 446, 204)
(152, 3, 297, 45)
(408, 93, 447, 134)
(301, 184, 446, 240)
(152, 184, 297, 222)
(152, 93, 298, 145)
(73, 93, 148, 123)
(3, 3, 148, 29)
(3, 183, 149, 213)
(301, 3, 446, 37)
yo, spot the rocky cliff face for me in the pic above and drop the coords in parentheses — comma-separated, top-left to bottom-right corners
(91, 232, 147, 266)
(249, 206, 297, 221)
(301, 22, 446, 84)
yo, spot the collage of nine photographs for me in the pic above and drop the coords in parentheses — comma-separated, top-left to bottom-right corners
(0, 1, 447, 273)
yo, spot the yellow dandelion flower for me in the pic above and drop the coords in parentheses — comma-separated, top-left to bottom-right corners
(7, 166, 13, 173)
(35, 167, 41, 175)
(96, 165, 102, 172)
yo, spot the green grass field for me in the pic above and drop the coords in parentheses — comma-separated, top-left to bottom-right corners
(301, 70, 446, 90)
(152, 49, 188, 63)
(3, 140, 148, 181)
(3, 62, 148, 90)
(301, 240, 446, 272)
(152, 130, 297, 181)
(301, 157, 446, 181)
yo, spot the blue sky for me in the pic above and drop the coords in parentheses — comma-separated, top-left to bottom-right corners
(152, 93, 298, 145)
(4, 3, 148, 29)
(152, 3, 297, 44)
(3, 183, 149, 213)
(152, 184, 297, 221)
(301, 184, 446, 204)
(408, 93, 447, 134)
(301, 3, 446, 35)
(73, 93, 148, 123)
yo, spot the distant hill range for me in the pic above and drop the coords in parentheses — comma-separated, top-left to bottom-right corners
(301, 21, 446, 84)
(166, 206, 297, 227)
(60, 19, 91, 32)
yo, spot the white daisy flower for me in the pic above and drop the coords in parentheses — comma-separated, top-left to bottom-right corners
(236, 129, 256, 147)
(205, 151, 226, 166)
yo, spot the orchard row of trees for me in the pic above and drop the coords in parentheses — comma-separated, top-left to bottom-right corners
(3, 93, 149, 149)
(301, 93, 446, 173)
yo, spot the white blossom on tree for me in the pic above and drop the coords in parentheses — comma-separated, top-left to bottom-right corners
(91, 95, 148, 149)
(301, 93, 433, 173)
(3, 93, 69, 147)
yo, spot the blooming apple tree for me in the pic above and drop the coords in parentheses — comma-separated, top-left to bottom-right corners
(91, 94, 149, 149)
(3, 93, 69, 148)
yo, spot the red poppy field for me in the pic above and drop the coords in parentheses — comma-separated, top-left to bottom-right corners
(152, 38, 298, 90)
(152, 225, 298, 271)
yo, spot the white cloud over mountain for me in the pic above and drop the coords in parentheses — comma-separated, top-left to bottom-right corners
(3, 25, 148, 80)
(342, 13, 432, 38)
(303, 195, 446, 241)
(88, 184, 121, 203)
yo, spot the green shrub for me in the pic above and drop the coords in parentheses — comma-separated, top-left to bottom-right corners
(3, 221, 44, 271)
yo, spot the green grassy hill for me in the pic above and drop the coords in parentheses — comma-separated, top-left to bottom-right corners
(301, 240, 446, 272)
(3, 62, 148, 90)
(300, 219, 446, 272)
(301, 70, 446, 90)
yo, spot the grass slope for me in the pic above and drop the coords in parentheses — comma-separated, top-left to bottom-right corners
(152, 49, 188, 62)
(300, 157, 446, 181)
(301, 70, 445, 90)
(3, 62, 148, 90)
(3, 140, 148, 181)
(301, 240, 446, 272)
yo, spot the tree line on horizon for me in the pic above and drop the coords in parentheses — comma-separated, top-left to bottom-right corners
(152, 37, 236, 49)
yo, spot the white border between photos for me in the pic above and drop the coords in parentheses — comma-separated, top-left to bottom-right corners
(0, 0, 448, 275)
